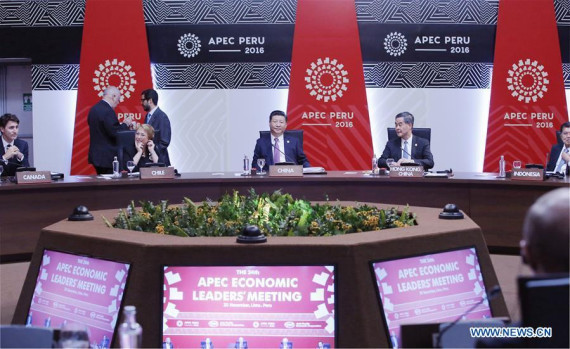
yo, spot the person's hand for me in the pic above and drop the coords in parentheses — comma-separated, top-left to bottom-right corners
(123, 116, 133, 128)
(147, 140, 155, 153)
(562, 150, 570, 163)
(135, 141, 144, 154)
(4, 146, 20, 160)
(398, 158, 415, 165)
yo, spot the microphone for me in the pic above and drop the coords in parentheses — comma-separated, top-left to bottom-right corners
(401, 142, 412, 159)
(436, 285, 501, 348)
(271, 140, 295, 164)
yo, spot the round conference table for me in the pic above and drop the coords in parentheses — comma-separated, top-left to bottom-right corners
(1, 171, 568, 262)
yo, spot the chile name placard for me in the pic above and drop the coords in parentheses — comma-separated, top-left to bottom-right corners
(484, 0, 569, 171)
(287, 0, 373, 171)
(163, 265, 335, 348)
(70, 0, 152, 175)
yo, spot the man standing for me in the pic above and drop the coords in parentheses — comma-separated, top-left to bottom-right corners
(252, 110, 310, 172)
(0, 113, 29, 176)
(378, 111, 434, 170)
(546, 121, 570, 174)
(88, 86, 132, 174)
(141, 89, 171, 166)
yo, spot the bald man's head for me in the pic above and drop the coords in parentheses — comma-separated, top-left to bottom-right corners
(102, 86, 121, 108)
(521, 188, 570, 274)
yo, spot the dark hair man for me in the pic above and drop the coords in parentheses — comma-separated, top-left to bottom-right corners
(546, 121, 570, 174)
(0, 113, 30, 176)
(252, 110, 310, 172)
(141, 88, 172, 166)
(87, 86, 133, 174)
(378, 111, 434, 170)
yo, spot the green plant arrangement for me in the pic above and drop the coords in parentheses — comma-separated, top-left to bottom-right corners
(106, 189, 416, 237)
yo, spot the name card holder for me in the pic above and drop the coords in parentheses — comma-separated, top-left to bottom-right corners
(269, 165, 303, 177)
(16, 171, 52, 184)
(511, 168, 544, 181)
(140, 167, 175, 179)
(389, 166, 424, 178)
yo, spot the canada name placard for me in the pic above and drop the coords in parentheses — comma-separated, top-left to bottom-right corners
(16, 171, 52, 184)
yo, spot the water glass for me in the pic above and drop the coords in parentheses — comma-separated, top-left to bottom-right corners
(257, 158, 266, 175)
(513, 160, 522, 169)
(127, 161, 135, 174)
(59, 322, 90, 348)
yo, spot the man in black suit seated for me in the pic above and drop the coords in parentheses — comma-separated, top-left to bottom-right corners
(378, 111, 434, 170)
(252, 110, 310, 172)
(0, 113, 30, 177)
(87, 86, 133, 174)
(478, 187, 569, 348)
(546, 121, 570, 174)
(141, 88, 172, 166)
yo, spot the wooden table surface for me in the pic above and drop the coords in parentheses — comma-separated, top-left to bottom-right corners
(1, 171, 568, 261)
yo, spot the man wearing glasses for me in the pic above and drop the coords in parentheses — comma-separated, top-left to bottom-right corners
(140, 89, 172, 166)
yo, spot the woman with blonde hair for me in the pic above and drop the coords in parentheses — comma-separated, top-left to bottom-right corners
(123, 124, 160, 171)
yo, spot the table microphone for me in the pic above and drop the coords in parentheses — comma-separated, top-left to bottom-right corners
(435, 285, 501, 348)
(272, 141, 295, 164)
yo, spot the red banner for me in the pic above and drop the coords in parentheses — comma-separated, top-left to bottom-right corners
(484, 0, 569, 172)
(286, 0, 373, 170)
(70, 0, 152, 175)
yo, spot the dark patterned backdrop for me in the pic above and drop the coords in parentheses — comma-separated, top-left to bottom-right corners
(2, 0, 569, 90)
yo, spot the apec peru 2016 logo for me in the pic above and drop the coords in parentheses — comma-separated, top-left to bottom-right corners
(506, 58, 550, 104)
(178, 33, 202, 58)
(93, 59, 137, 101)
(305, 57, 349, 103)
(384, 32, 408, 57)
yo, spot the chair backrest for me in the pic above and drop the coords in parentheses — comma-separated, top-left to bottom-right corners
(518, 274, 569, 347)
(0, 325, 54, 348)
(387, 127, 431, 143)
(116, 130, 135, 171)
(259, 130, 304, 144)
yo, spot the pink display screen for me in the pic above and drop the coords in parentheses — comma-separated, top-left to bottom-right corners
(162, 265, 335, 348)
(27, 250, 130, 348)
(371, 247, 493, 348)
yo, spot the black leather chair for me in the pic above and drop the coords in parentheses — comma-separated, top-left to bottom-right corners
(116, 130, 135, 171)
(259, 130, 304, 144)
(387, 127, 431, 142)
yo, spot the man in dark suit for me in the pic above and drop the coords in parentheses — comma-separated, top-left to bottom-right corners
(88, 86, 133, 174)
(141, 88, 172, 166)
(546, 121, 570, 174)
(252, 110, 310, 172)
(0, 113, 30, 176)
(378, 111, 434, 170)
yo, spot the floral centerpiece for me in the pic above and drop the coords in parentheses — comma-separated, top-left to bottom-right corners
(107, 189, 416, 237)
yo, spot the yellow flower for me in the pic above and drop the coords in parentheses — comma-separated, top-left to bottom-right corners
(156, 224, 165, 234)
(141, 212, 151, 219)
(393, 221, 404, 228)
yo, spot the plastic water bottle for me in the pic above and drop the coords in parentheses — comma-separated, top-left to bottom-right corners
(243, 155, 250, 175)
(112, 156, 120, 178)
(119, 306, 142, 348)
(372, 154, 378, 174)
(499, 155, 506, 178)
